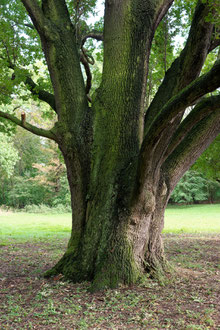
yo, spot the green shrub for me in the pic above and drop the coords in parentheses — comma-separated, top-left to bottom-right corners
(22, 203, 71, 213)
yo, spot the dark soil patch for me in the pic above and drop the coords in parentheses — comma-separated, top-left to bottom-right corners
(0, 234, 219, 329)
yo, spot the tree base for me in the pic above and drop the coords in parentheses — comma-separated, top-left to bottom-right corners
(44, 245, 172, 291)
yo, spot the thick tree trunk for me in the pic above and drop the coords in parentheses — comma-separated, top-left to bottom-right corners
(46, 189, 169, 291)
(17, 0, 220, 292)
(46, 127, 169, 291)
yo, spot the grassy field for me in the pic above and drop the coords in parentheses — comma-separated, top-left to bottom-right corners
(0, 212, 71, 244)
(0, 205, 220, 329)
(0, 204, 219, 243)
(164, 204, 220, 233)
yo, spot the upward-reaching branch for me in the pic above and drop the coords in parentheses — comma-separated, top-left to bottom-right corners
(163, 107, 220, 192)
(163, 95, 220, 161)
(144, 0, 214, 134)
(151, 0, 174, 32)
(142, 59, 220, 154)
(100, 0, 175, 146)
(20, 0, 49, 37)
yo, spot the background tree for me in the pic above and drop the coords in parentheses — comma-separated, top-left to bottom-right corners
(0, 0, 220, 291)
(192, 135, 220, 182)
(191, 135, 220, 202)
(169, 170, 209, 204)
(0, 127, 71, 209)
(0, 132, 19, 206)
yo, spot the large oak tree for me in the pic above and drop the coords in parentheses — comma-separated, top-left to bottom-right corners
(0, 0, 220, 291)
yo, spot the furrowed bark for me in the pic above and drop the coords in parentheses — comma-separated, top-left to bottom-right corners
(144, 0, 214, 134)
(142, 0, 216, 173)
(20, 0, 54, 38)
(141, 59, 220, 163)
(22, 0, 93, 267)
(45, 0, 175, 291)
(134, 22, 220, 276)
(16, 0, 220, 291)
(164, 109, 220, 192)
(164, 95, 220, 161)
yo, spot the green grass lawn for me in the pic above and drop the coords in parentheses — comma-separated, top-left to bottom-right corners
(164, 204, 220, 233)
(0, 212, 72, 243)
(0, 205, 219, 329)
(0, 204, 219, 243)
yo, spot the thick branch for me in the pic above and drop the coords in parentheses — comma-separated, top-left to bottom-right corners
(208, 38, 220, 52)
(41, 0, 73, 27)
(163, 109, 220, 192)
(25, 76, 56, 112)
(80, 54, 92, 95)
(0, 110, 57, 141)
(144, 0, 214, 133)
(152, 0, 174, 32)
(20, 0, 47, 35)
(142, 59, 220, 154)
(1, 53, 56, 111)
(81, 32, 103, 47)
(164, 95, 220, 161)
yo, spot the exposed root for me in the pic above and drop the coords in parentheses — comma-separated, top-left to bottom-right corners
(44, 248, 88, 282)
(144, 254, 174, 285)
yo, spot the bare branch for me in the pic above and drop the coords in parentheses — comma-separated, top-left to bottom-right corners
(81, 47, 95, 65)
(208, 38, 220, 53)
(144, 0, 214, 133)
(20, 0, 46, 34)
(80, 53, 92, 95)
(163, 108, 220, 192)
(24, 23, 35, 29)
(25, 76, 56, 112)
(81, 32, 103, 47)
(164, 94, 220, 161)
(6, 17, 35, 30)
(79, 32, 103, 95)
(13, 105, 22, 111)
(0, 110, 58, 141)
(141, 59, 220, 158)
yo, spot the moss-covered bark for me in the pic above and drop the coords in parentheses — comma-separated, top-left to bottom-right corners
(16, 0, 220, 291)
(46, 165, 169, 291)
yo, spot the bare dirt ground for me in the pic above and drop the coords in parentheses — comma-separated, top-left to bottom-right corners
(0, 234, 220, 329)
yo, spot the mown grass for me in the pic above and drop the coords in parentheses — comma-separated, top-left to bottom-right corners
(0, 204, 219, 244)
(164, 204, 220, 233)
(0, 205, 219, 329)
(0, 212, 71, 244)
